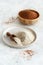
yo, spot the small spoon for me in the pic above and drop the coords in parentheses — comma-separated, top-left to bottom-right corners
(6, 32, 17, 43)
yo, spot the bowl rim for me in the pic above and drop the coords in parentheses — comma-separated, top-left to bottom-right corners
(18, 9, 40, 20)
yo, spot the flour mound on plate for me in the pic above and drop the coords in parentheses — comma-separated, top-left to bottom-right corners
(15, 31, 34, 46)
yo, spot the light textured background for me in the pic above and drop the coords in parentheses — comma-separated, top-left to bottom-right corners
(0, 0, 43, 65)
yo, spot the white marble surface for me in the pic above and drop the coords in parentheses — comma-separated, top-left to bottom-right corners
(0, 0, 43, 65)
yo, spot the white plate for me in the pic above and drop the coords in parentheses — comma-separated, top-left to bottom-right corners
(2, 26, 36, 48)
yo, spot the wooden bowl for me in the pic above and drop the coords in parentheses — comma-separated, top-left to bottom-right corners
(18, 9, 40, 25)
